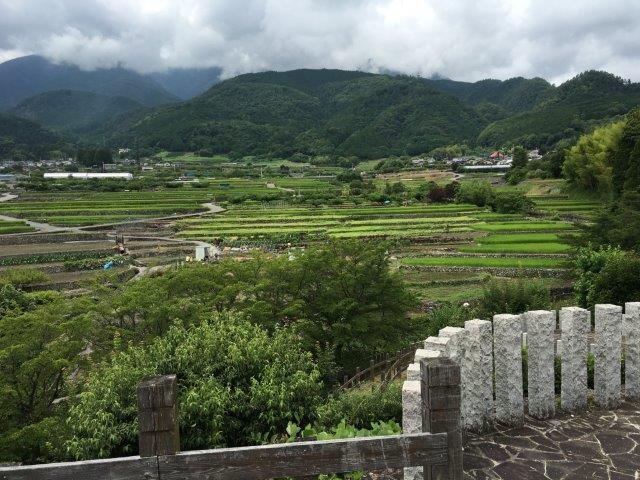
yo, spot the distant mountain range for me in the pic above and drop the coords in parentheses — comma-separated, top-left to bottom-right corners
(0, 55, 222, 111)
(1, 55, 639, 159)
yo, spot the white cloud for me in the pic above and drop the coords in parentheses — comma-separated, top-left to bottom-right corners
(0, 0, 639, 82)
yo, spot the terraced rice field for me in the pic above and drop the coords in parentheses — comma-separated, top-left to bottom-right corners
(0, 179, 337, 226)
(0, 219, 34, 234)
(400, 256, 566, 269)
(176, 204, 488, 241)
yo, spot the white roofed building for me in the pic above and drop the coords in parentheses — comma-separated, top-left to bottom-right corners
(43, 172, 134, 180)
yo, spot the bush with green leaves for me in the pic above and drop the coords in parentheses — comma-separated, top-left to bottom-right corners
(286, 418, 401, 442)
(66, 312, 323, 460)
(488, 190, 535, 214)
(455, 180, 494, 207)
(571, 245, 624, 307)
(315, 382, 402, 430)
(476, 278, 551, 318)
(412, 304, 470, 339)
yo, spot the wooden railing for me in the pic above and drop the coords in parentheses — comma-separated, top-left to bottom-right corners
(0, 358, 463, 480)
(338, 341, 423, 390)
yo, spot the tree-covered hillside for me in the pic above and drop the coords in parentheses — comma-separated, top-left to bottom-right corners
(431, 76, 554, 114)
(0, 113, 64, 158)
(478, 71, 640, 149)
(108, 70, 485, 158)
(10, 90, 143, 133)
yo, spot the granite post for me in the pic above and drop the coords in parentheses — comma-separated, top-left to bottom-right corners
(560, 307, 589, 412)
(402, 380, 423, 480)
(624, 302, 640, 400)
(462, 319, 493, 431)
(594, 304, 622, 409)
(493, 314, 524, 426)
(524, 310, 556, 419)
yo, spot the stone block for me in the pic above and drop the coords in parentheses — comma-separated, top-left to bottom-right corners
(560, 307, 589, 412)
(402, 380, 423, 480)
(524, 310, 556, 419)
(423, 336, 450, 352)
(407, 362, 421, 381)
(438, 326, 467, 366)
(414, 348, 441, 362)
(461, 319, 493, 431)
(624, 302, 640, 401)
(594, 304, 622, 408)
(493, 314, 524, 426)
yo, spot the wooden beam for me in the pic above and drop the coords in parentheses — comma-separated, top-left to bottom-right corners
(157, 433, 448, 480)
(0, 433, 447, 480)
(0, 456, 158, 480)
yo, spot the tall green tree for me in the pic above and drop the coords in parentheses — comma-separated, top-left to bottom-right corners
(511, 146, 528, 168)
(562, 120, 625, 193)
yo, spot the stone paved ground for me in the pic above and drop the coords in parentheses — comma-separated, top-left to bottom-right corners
(463, 401, 640, 479)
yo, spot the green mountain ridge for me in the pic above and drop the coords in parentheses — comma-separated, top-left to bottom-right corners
(106, 69, 485, 158)
(9, 90, 144, 133)
(0, 113, 64, 158)
(477, 71, 640, 148)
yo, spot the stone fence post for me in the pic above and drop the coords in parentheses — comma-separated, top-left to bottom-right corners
(625, 302, 640, 401)
(560, 307, 589, 412)
(462, 319, 493, 431)
(493, 314, 524, 426)
(594, 304, 622, 409)
(525, 310, 556, 419)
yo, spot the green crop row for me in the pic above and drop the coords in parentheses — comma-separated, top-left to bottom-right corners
(459, 242, 570, 254)
(0, 249, 114, 266)
(476, 233, 565, 244)
(401, 256, 566, 268)
(473, 221, 573, 232)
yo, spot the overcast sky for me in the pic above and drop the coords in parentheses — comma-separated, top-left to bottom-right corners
(1, 0, 639, 84)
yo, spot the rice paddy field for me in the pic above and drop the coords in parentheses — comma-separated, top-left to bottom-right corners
(0, 178, 338, 226)
(0, 218, 34, 234)
(0, 173, 600, 302)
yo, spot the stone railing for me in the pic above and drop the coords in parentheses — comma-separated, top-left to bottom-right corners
(403, 302, 640, 453)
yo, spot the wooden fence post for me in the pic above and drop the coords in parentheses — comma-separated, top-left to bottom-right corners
(420, 357, 463, 480)
(137, 374, 180, 458)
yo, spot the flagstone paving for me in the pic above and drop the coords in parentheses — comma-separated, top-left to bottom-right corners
(463, 401, 640, 479)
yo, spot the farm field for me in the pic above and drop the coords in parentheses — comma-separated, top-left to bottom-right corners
(0, 178, 338, 226)
(0, 218, 34, 234)
(0, 173, 598, 301)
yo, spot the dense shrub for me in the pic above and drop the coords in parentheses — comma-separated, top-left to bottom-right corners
(477, 279, 551, 318)
(315, 382, 402, 430)
(488, 190, 535, 214)
(66, 312, 323, 459)
(455, 180, 494, 207)
(571, 245, 626, 307)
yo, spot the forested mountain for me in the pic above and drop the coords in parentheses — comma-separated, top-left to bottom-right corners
(3, 59, 639, 157)
(108, 69, 485, 158)
(477, 71, 640, 148)
(10, 90, 144, 133)
(430, 76, 554, 114)
(148, 67, 222, 99)
(0, 113, 64, 158)
(0, 56, 178, 110)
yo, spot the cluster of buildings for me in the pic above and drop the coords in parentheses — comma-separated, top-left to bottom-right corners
(446, 149, 542, 172)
